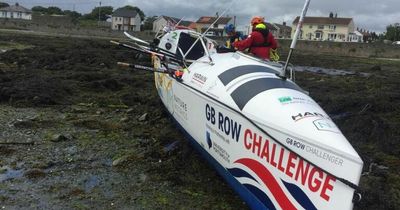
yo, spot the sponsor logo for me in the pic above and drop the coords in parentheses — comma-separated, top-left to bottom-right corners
(205, 104, 242, 143)
(213, 141, 230, 163)
(206, 131, 212, 149)
(192, 73, 207, 84)
(292, 112, 329, 122)
(313, 119, 340, 133)
(286, 137, 344, 166)
(286, 137, 306, 150)
(278, 96, 317, 106)
(278, 96, 292, 103)
(243, 129, 336, 201)
(173, 94, 188, 120)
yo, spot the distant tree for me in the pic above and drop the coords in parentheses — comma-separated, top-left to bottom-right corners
(63, 10, 81, 22)
(118, 5, 145, 20)
(32, 6, 48, 14)
(0, 2, 9, 8)
(385, 23, 400, 41)
(83, 6, 113, 21)
(47, 6, 64, 15)
(32, 6, 64, 15)
(143, 16, 157, 30)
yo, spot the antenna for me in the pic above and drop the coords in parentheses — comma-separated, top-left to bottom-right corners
(183, 2, 234, 62)
(281, 0, 311, 78)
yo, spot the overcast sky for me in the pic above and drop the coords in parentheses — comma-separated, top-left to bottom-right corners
(4, 0, 400, 33)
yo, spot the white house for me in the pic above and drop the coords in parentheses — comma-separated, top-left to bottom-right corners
(348, 30, 363, 42)
(292, 13, 355, 42)
(195, 16, 232, 36)
(152, 16, 195, 33)
(0, 3, 32, 20)
(111, 8, 141, 31)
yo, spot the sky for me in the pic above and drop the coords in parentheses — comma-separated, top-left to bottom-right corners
(3, 0, 400, 33)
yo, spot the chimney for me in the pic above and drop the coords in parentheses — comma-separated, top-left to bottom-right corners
(16, 3, 19, 6)
(234, 16, 236, 27)
(335, 13, 337, 18)
(216, 12, 219, 17)
(283, 21, 286, 26)
(329, 12, 334, 18)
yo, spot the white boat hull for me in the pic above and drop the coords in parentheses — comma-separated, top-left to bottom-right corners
(155, 70, 360, 210)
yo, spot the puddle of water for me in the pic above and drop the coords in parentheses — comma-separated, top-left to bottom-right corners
(0, 166, 24, 182)
(330, 112, 352, 120)
(84, 175, 100, 192)
(295, 66, 371, 77)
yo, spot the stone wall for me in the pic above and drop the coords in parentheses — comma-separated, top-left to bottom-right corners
(1, 17, 399, 58)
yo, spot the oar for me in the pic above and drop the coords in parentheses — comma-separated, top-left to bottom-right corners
(117, 62, 169, 73)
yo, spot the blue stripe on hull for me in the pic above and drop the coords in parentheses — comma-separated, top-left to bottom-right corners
(166, 111, 270, 210)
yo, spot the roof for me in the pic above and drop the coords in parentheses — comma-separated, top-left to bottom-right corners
(0, 3, 31, 13)
(264, 22, 277, 31)
(274, 23, 291, 31)
(113, 8, 138, 18)
(293, 16, 353, 25)
(160, 15, 194, 27)
(196, 16, 232, 25)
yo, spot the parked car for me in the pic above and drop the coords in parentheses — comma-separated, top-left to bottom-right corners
(205, 31, 215, 37)
(393, 41, 400, 45)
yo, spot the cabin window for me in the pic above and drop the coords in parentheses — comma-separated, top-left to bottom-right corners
(177, 33, 205, 60)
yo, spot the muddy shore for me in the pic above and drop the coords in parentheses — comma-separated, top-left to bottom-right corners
(1, 32, 399, 209)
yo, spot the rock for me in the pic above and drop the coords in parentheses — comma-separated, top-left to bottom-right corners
(112, 155, 131, 167)
(370, 65, 381, 71)
(138, 113, 148, 122)
(96, 109, 105, 115)
(120, 117, 129, 122)
(24, 168, 46, 179)
(65, 146, 78, 155)
(126, 108, 135, 114)
(71, 106, 87, 113)
(13, 119, 35, 128)
(139, 173, 147, 183)
(0, 167, 7, 174)
(51, 134, 71, 142)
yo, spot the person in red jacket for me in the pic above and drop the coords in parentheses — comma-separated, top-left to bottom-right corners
(233, 16, 278, 60)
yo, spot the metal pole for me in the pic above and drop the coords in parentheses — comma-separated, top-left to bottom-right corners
(281, 0, 311, 77)
(98, 1, 101, 26)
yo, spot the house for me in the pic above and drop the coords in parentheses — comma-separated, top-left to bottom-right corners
(292, 13, 355, 42)
(195, 16, 232, 36)
(0, 3, 32, 20)
(273, 22, 292, 39)
(242, 22, 291, 39)
(348, 29, 363, 42)
(111, 8, 141, 31)
(152, 16, 196, 33)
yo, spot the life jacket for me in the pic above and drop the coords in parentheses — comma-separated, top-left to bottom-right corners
(251, 27, 271, 47)
(226, 32, 243, 49)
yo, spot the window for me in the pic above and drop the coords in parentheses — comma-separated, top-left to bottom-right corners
(328, 33, 337, 40)
(309, 25, 313, 29)
(177, 33, 205, 60)
(318, 25, 324, 29)
(316, 32, 321, 39)
(329, 25, 336, 30)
